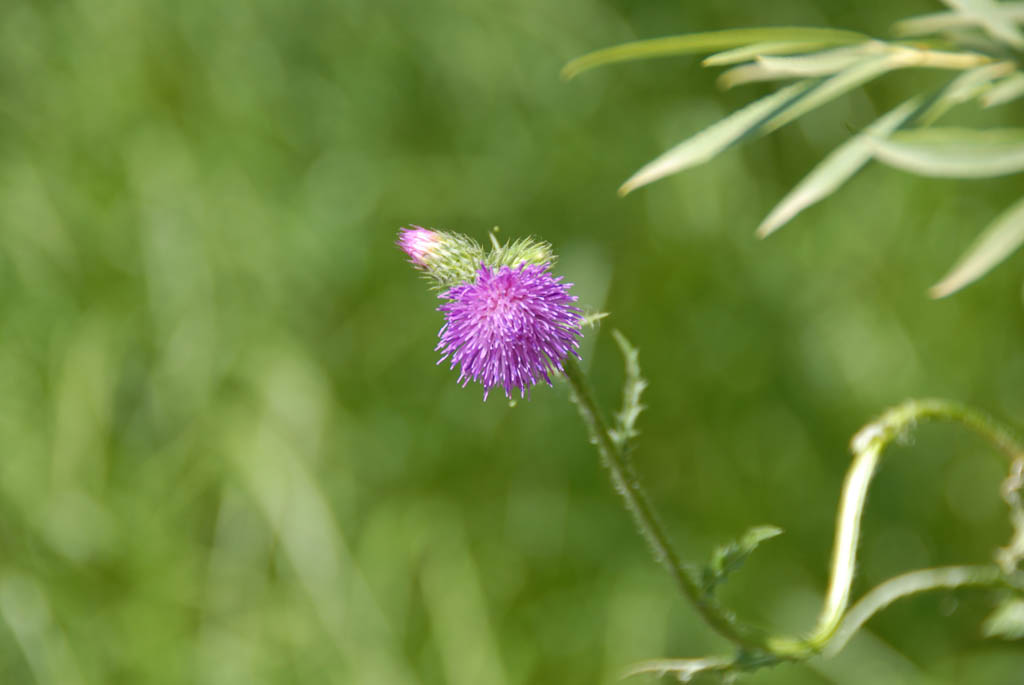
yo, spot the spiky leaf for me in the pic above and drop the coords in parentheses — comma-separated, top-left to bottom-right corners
(609, 330, 646, 452)
(702, 525, 783, 595)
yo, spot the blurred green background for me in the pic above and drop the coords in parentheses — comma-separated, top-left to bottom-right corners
(1, 0, 1023, 683)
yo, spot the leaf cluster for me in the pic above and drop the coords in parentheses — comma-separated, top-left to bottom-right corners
(565, 0, 1024, 297)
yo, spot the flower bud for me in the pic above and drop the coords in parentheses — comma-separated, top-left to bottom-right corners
(486, 236, 555, 270)
(397, 226, 485, 288)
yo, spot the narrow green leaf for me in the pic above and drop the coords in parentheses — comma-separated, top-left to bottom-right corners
(561, 27, 869, 79)
(917, 62, 1015, 126)
(931, 194, 1024, 298)
(759, 53, 905, 134)
(757, 98, 922, 238)
(702, 40, 831, 67)
(983, 72, 1024, 108)
(719, 43, 881, 89)
(894, 5, 1024, 36)
(940, 0, 1024, 48)
(756, 43, 884, 76)
(894, 11, 981, 36)
(619, 80, 813, 195)
(872, 128, 1024, 178)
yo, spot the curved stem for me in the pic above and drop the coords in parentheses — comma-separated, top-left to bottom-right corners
(803, 442, 882, 648)
(824, 565, 1006, 656)
(851, 398, 1023, 461)
(562, 357, 769, 650)
(565, 360, 1024, 663)
(795, 398, 1024, 653)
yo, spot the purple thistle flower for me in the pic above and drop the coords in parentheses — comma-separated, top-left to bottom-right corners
(437, 263, 583, 399)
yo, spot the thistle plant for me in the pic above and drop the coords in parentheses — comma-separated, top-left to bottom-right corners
(398, 6, 1024, 679)
(563, 0, 1024, 297)
(399, 226, 1024, 681)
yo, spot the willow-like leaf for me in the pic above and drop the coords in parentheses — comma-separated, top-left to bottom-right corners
(940, 0, 1024, 48)
(718, 43, 879, 89)
(917, 61, 1016, 125)
(757, 98, 922, 238)
(872, 127, 1024, 178)
(931, 194, 1024, 298)
(757, 43, 885, 73)
(702, 40, 832, 67)
(759, 53, 905, 134)
(619, 80, 813, 195)
(561, 27, 868, 79)
(895, 11, 980, 36)
(983, 72, 1024, 107)
(895, 4, 1024, 36)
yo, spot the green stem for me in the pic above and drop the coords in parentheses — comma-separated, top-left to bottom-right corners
(825, 565, 1007, 656)
(793, 398, 1024, 654)
(798, 441, 882, 651)
(566, 355, 1024, 663)
(562, 356, 769, 650)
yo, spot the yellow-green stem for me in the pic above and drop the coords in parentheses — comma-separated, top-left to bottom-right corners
(796, 398, 1023, 654)
(567, 347, 1024, 664)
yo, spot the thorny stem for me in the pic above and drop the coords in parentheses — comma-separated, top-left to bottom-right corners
(562, 356, 770, 650)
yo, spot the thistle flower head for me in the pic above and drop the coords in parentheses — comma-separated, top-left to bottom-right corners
(437, 263, 583, 399)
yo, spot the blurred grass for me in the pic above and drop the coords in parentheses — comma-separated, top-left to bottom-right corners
(0, 0, 1022, 683)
